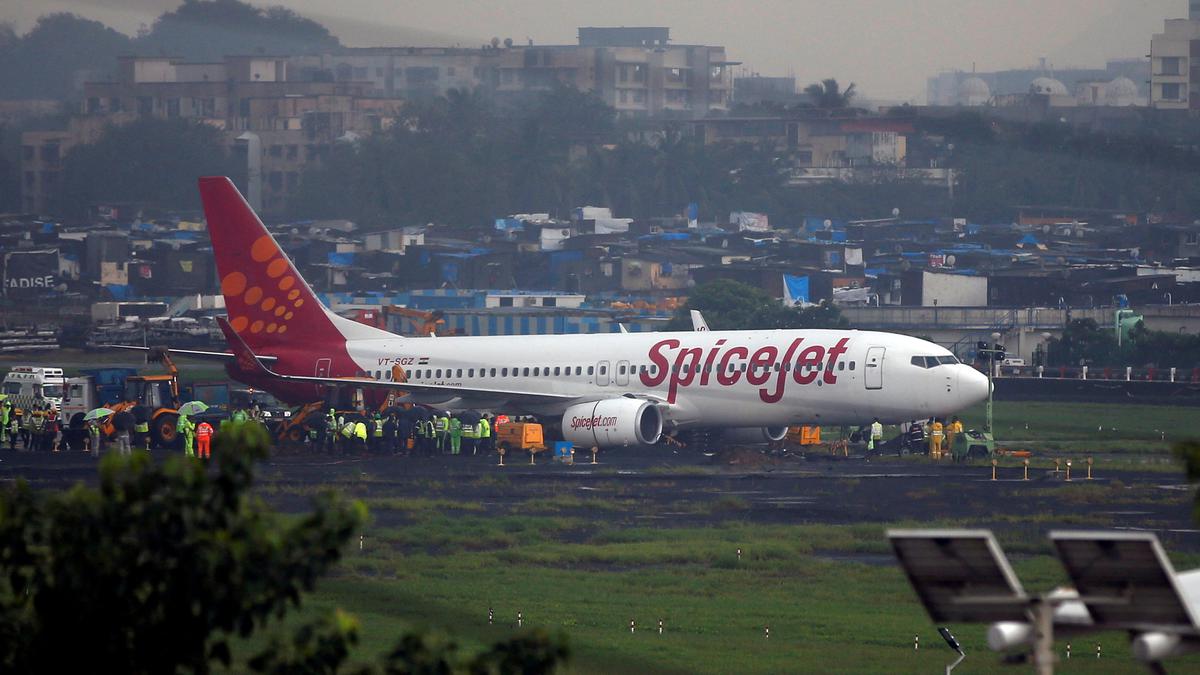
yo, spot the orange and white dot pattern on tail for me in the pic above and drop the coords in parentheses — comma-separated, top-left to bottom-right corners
(220, 233, 303, 338)
(200, 175, 381, 353)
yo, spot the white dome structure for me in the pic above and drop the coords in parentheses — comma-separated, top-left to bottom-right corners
(957, 76, 991, 106)
(1104, 76, 1138, 106)
(1029, 77, 1068, 96)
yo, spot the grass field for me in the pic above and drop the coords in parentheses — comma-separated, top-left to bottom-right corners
(234, 458, 1200, 674)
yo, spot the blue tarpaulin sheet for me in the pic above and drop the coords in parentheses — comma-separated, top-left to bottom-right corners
(782, 274, 809, 305)
(327, 252, 355, 266)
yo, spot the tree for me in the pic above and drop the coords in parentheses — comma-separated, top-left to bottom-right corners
(0, 422, 568, 674)
(137, 0, 339, 62)
(0, 13, 131, 100)
(1176, 440, 1200, 524)
(666, 279, 848, 331)
(803, 78, 856, 109)
(58, 117, 241, 217)
(1046, 318, 1117, 367)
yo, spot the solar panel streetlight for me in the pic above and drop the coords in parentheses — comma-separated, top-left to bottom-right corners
(938, 626, 965, 675)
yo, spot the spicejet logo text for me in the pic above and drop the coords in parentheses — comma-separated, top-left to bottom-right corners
(640, 337, 850, 404)
(571, 415, 618, 430)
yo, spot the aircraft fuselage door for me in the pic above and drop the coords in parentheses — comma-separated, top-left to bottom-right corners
(596, 360, 611, 386)
(615, 360, 630, 386)
(864, 347, 884, 390)
(315, 358, 331, 377)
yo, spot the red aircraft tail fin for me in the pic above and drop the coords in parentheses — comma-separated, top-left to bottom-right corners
(198, 176, 390, 350)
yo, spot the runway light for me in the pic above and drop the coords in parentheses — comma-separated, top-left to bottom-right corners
(658, 618, 664, 635)
(488, 607, 493, 625)
(630, 618, 635, 633)
(518, 611, 523, 627)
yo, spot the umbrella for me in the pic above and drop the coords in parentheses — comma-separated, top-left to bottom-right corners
(177, 401, 209, 416)
(83, 407, 116, 421)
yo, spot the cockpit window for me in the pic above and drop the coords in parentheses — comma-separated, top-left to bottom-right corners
(912, 355, 959, 368)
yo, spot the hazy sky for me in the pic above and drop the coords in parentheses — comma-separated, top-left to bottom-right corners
(4, 0, 1186, 100)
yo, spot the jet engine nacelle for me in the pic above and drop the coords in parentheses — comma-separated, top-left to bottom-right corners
(562, 398, 662, 449)
(723, 425, 789, 444)
(1133, 632, 1200, 663)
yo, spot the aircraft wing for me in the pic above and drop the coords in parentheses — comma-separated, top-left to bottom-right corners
(217, 317, 575, 404)
(98, 343, 278, 363)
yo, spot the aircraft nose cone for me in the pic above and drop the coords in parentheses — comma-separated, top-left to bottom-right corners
(960, 366, 990, 407)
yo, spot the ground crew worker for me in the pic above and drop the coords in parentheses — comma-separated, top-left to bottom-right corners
(0, 397, 10, 446)
(383, 414, 399, 454)
(371, 413, 385, 453)
(478, 415, 491, 455)
(87, 420, 102, 457)
(448, 415, 462, 455)
(195, 420, 213, 459)
(869, 417, 883, 453)
(340, 419, 355, 453)
(30, 408, 46, 452)
(232, 408, 248, 424)
(324, 408, 338, 451)
(133, 415, 151, 451)
(20, 408, 33, 449)
(7, 408, 18, 450)
(929, 418, 945, 459)
(435, 413, 450, 453)
(178, 414, 195, 457)
(947, 416, 963, 455)
(461, 417, 478, 455)
(418, 416, 434, 455)
(353, 419, 368, 453)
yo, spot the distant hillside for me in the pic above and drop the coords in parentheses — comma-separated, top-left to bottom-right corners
(0, 0, 471, 102)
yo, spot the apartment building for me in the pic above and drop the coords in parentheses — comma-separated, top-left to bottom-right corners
(1150, 5, 1200, 109)
(22, 55, 405, 214)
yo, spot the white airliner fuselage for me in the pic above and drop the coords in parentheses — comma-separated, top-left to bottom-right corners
(197, 175, 990, 449)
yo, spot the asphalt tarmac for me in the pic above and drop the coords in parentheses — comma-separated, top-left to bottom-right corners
(2, 443, 1195, 556)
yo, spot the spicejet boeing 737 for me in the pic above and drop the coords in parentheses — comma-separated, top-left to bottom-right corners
(188, 176, 988, 449)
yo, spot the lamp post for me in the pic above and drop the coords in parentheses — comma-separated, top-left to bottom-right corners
(986, 331, 1000, 434)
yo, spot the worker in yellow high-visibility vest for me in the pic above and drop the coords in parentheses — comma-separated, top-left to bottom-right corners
(929, 418, 945, 459)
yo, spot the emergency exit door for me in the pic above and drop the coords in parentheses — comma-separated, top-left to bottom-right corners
(315, 358, 331, 377)
(864, 347, 884, 390)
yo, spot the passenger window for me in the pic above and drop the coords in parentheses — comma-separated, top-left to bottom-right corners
(501, 368, 508, 376)
(554, 367, 561, 376)
(534, 367, 540, 376)
(436, 369, 442, 378)
(523, 368, 530, 376)
(618, 365, 625, 375)
(468, 369, 475, 377)
(838, 362, 845, 371)
(576, 366, 582, 376)
(456, 369, 463, 378)
(490, 368, 497, 377)
(850, 362, 856, 370)
(600, 365, 607, 375)
(588, 366, 594, 375)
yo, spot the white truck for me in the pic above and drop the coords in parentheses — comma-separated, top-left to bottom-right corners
(2, 366, 66, 414)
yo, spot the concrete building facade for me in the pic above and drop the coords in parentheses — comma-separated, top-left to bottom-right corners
(1150, 9, 1200, 110)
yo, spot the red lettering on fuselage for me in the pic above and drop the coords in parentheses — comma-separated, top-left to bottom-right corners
(639, 337, 851, 404)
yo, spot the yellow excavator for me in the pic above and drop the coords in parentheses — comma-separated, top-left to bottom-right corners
(101, 347, 183, 449)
